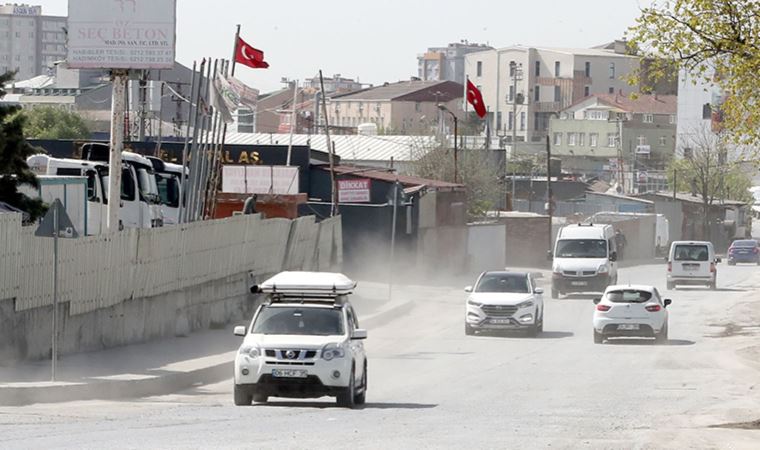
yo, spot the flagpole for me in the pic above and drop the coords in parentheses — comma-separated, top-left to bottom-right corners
(231, 24, 241, 77)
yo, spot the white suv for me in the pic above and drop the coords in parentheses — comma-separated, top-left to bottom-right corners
(464, 271, 544, 337)
(233, 272, 368, 408)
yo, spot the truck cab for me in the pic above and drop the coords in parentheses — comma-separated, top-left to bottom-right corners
(550, 223, 618, 299)
(147, 156, 186, 226)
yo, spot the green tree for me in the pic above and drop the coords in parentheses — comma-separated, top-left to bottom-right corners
(412, 137, 502, 219)
(17, 106, 90, 140)
(667, 127, 752, 238)
(0, 71, 46, 221)
(627, 0, 760, 146)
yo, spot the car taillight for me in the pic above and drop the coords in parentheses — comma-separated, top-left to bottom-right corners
(729, 248, 736, 254)
(667, 262, 672, 272)
(645, 304, 662, 312)
(710, 263, 716, 273)
(754, 247, 759, 254)
(596, 304, 611, 312)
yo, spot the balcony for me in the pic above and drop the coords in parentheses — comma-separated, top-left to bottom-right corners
(534, 101, 562, 113)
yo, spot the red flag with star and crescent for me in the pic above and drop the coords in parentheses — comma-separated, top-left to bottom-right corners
(235, 36, 270, 69)
(466, 79, 487, 119)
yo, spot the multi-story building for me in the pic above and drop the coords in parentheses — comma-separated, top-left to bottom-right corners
(326, 80, 463, 135)
(0, 4, 66, 80)
(465, 41, 649, 145)
(550, 93, 677, 192)
(302, 73, 363, 93)
(418, 41, 493, 85)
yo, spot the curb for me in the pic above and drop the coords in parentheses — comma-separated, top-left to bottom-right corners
(0, 295, 415, 406)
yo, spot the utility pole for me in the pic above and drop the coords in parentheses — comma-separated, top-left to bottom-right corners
(546, 135, 553, 261)
(319, 70, 338, 216)
(107, 70, 128, 232)
(510, 62, 523, 206)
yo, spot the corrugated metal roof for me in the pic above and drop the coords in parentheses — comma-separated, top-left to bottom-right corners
(320, 165, 464, 189)
(330, 80, 456, 101)
(224, 132, 437, 162)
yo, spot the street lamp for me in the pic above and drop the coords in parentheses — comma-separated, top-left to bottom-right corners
(438, 104, 459, 184)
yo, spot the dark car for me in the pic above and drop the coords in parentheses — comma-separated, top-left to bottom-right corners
(728, 240, 760, 265)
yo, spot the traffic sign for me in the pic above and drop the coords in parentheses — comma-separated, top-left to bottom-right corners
(35, 199, 78, 239)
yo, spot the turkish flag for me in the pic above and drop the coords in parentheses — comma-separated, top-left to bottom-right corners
(466, 79, 487, 119)
(235, 37, 270, 69)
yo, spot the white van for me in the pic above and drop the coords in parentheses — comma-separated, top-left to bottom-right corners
(550, 223, 618, 299)
(666, 241, 719, 290)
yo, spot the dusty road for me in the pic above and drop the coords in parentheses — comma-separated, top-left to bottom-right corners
(1, 263, 759, 449)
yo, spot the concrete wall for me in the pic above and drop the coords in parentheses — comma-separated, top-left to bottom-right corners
(504, 216, 551, 268)
(0, 213, 343, 361)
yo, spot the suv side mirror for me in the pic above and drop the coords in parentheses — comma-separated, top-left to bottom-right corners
(534, 287, 544, 295)
(715, 257, 722, 264)
(464, 286, 473, 293)
(664, 299, 672, 307)
(593, 298, 602, 305)
(547, 250, 553, 261)
(352, 329, 368, 340)
(609, 252, 618, 262)
(233, 326, 247, 336)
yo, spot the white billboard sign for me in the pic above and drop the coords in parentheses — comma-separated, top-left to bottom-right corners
(337, 178, 371, 203)
(67, 0, 177, 69)
(222, 166, 299, 195)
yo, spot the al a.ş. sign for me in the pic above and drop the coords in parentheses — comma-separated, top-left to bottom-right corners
(67, 0, 176, 69)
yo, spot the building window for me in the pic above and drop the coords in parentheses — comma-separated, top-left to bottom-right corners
(568, 132, 577, 146)
(643, 113, 654, 123)
(509, 61, 515, 77)
(590, 133, 598, 147)
(534, 112, 541, 131)
(554, 86, 561, 102)
(585, 61, 591, 78)
(554, 61, 560, 77)
(702, 103, 712, 119)
(553, 132, 562, 146)
(578, 133, 585, 147)
(508, 111, 514, 131)
(609, 87, 615, 94)
(535, 61, 541, 77)
(607, 133, 617, 147)
(534, 86, 540, 102)
(496, 112, 502, 131)
(585, 110, 608, 120)
(520, 112, 526, 130)
(477, 61, 482, 77)
(509, 85, 515, 102)
(609, 63, 616, 79)
(584, 86, 590, 97)
(638, 136, 648, 146)
(669, 114, 676, 124)
(15, 31, 20, 38)
(659, 136, 667, 146)
(415, 102, 421, 112)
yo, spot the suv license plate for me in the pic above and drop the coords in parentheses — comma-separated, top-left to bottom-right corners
(617, 324, 639, 331)
(490, 319, 512, 324)
(571, 281, 588, 286)
(272, 369, 308, 378)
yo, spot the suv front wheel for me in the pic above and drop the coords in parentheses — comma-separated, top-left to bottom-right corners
(234, 384, 252, 406)
(337, 366, 357, 408)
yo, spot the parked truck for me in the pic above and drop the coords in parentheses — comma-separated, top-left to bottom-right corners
(147, 156, 187, 225)
(27, 151, 163, 234)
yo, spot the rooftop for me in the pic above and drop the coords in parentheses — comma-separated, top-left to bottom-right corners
(330, 80, 462, 102)
(639, 191, 747, 207)
(319, 165, 464, 190)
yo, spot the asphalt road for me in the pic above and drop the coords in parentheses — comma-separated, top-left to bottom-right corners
(2, 263, 760, 449)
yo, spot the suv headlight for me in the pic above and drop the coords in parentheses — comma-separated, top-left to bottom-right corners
(321, 344, 345, 361)
(238, 345, 260, 358)
(467, 298, 482, 307)
(517, 300, 534, 309)
(598, 264, 609, 274)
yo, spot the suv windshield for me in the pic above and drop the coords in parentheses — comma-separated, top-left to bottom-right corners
(674, 245, 709, 261)
(252, 306, 344, 336)
(556, 239, 608, 258)
(606, 290, 653, 303)
(475, 274, 530, 293)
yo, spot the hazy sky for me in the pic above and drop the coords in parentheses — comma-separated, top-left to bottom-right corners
(35, 0, 652, 93)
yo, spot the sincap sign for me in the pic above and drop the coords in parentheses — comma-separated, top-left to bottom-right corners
(67, 0, 177, 69)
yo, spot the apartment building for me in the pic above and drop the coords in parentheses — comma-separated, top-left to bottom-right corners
(418, 41, 492, 85)
(465, 41, 646, 144)
(327, 80, 463, 135)
(0, 4, 66, 80)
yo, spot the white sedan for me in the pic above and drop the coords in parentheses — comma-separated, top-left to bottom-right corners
(592, 285, 671, 344)
(465, 271, 544, 337)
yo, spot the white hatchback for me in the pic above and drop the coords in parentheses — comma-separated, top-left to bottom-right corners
(592, 285, 671, 344)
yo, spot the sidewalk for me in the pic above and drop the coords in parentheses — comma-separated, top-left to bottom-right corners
(0, 279, 414, 406)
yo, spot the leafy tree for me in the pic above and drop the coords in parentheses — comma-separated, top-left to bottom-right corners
(667, 127, 752, 238)
(17, 106, 90, 140)
(0, 72, 46, 221)
(627, 0, 760, 145)
(412, 137, 502, 219)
